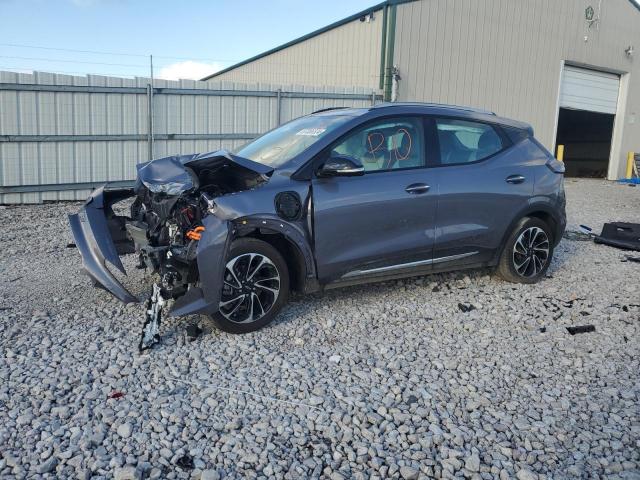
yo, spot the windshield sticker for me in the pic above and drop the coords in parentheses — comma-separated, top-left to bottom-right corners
(296, 128, 326, 136)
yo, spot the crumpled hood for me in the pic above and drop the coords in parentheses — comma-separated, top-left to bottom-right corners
(136, 149, 273, 195)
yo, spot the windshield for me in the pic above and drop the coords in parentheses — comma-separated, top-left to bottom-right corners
(235, 114, 351, 167)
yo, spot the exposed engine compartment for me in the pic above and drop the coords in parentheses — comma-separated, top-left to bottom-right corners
(124, 151, 272, 300)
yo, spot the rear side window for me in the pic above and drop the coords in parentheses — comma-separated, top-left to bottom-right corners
(436, 118, 504, 165)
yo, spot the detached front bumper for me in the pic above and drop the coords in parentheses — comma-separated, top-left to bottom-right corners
(68, 185, 232, 317)
(68, 186, 138, 303)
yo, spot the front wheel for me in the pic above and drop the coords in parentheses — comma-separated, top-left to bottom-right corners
(496, 217, 554, 284)
(210, 238, 289, 334)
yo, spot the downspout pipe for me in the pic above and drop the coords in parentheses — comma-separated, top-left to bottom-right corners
(379, 5, 388, 91)
(383, 3, 397, 101)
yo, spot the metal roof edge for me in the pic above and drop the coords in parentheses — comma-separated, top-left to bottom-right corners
(201, 0, 418, 81)
(628, 0, 640, 13)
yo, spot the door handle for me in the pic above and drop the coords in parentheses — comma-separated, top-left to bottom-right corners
(405, 183, 430, 194)
(506, 175, 526, 184)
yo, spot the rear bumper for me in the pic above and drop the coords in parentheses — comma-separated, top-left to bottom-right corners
(68, 186, 138, 304)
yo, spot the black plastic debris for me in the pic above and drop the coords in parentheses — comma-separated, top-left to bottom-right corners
(175, 455, 194, 470)
(186, 324, 203, 342)
(66, 242, 76, 249)
(539, 326, 547, 333)
(609, 303, 640, 311)
(566, 325, 595, 335)
(594, 222, 640, 251)
(622, 255, 640, 263)
(458, 303, 476, 313)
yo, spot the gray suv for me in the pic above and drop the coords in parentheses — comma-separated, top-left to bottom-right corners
(70, 103, 566, 339)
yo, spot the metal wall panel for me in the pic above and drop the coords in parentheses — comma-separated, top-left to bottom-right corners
(393, 0, 640, 179)
(210, 16, 383, 88)
(0, 71, 378, 203)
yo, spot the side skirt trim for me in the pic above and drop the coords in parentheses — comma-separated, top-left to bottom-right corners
(340, 251, 479, 279)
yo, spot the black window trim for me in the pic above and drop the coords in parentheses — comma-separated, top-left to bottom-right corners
(310, 114, 431, 177)
(428, 115, 513, 168)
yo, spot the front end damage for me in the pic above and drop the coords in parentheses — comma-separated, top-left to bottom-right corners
(68, 150, 272, 350)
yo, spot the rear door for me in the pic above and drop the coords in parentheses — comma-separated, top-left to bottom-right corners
(431, 117, 535, 266)
(312, 116, 438, 282)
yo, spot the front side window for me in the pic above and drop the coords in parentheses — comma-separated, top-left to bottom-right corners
(330, 117, 425, 172)
(236, 114, 351, 167)
(436, 118, 504, 165)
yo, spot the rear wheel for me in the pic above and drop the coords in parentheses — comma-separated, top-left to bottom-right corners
(211, 238, 289, 333)
(496, 217, 553, 284)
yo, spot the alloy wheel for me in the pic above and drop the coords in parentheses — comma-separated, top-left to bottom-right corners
(512, 227, 550, 277)
(219, 253, 281, 323)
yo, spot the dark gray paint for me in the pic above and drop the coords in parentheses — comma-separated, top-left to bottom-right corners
(68, 187, 138, 304)
(312, 168, 437, 282)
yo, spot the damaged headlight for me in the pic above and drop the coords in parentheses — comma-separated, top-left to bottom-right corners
(143, 180, 192, 196)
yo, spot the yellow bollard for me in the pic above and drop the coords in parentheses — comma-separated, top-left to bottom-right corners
(626, 152, 635, 179)
(557, 144, 564, 162)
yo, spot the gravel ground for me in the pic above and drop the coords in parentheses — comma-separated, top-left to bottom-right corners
(1, 178, 639, 480)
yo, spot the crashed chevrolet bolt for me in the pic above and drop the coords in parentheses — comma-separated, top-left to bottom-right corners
(69, 103, 566, 349)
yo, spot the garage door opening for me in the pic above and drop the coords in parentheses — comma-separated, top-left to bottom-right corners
(555, 108, 615, 178)
(555, 65, 620, 178)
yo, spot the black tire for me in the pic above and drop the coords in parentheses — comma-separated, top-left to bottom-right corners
(496, 217, 554, 284)
(211, 238, 289, 334)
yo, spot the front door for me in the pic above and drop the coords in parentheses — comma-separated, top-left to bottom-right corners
(311, 116, 437, 282)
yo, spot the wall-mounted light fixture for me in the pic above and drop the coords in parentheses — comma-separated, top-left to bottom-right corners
(625, 45, 634, 58)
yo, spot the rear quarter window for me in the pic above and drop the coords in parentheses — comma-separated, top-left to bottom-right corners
(436, 118, 505, 165)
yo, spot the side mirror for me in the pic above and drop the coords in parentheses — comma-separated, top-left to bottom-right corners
(317, 155, 365, 177)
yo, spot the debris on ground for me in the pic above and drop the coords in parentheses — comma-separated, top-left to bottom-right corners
(458, 302, 476, 312)
(186, 324, 203, 342)
(594, 222, 640, 251)
(107, 391, 125, 400)
(566, 325, 596, 335)
(622, 255, 640, 263)
(175, 455, 194, 470)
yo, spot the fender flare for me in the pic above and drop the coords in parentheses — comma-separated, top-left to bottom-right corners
(232, 214, 316, 280)
(492, 199, 564, 263)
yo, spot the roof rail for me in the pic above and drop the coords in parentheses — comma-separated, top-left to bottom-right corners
(311, 106, 351, 114)
(373, 102, 496, 115)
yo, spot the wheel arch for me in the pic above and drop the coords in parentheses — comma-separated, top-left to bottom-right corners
(493, 202, 563, 264)
(231, 215, 317, 294)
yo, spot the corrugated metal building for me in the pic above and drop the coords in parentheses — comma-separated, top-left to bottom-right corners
(204, 0, 640, 180)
